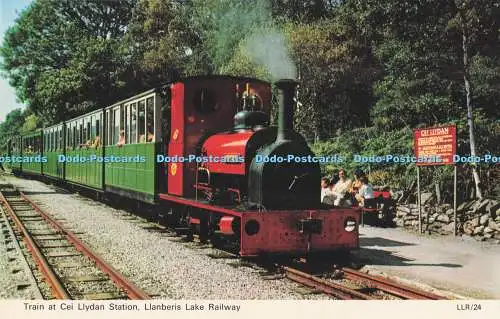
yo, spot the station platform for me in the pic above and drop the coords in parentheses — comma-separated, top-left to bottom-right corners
(353, 226, 500, 299)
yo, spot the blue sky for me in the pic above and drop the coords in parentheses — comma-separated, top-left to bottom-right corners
(0, 0, 33, 122)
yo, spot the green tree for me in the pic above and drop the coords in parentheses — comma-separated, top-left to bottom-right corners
(20, 113, 39, 133)
(286, 19, 379, 140)
(189, 0, 274, 74)
(125, 0, 204, 86)
(367, 0, 499, 197)
(0, 109, 25, 150)
(0, 0, 135, 123)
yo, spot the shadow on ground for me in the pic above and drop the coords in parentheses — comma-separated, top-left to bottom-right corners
(360, 236, 416, 247)
(352, 247, 462, 268)
(19, 190, 59, 195)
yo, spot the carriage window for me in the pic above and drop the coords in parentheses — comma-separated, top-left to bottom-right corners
(59, 127, 63, 149)
(113, 108, 120, 145)
(146, 97, 154, 142)
(82, 120, 87, 145)
(99, 113, 102, 138)
(130, 103, 137, 144)
(120, 105, 126, 144)
(193, 88, 217, 114)
(125, 104, 130, 144)
(95, 117, 100, 146)
(106, 110, 111, 146)
(72, 127, 75, 148)
(138, 100, 145, 143)
(67, 127, 71, 148)
(75, 124, 79, 147)
(78, 123, 82, 147)
(81, 123, 85, 146)
(86, 119, 91, 143)
(91, 115, 95, 140)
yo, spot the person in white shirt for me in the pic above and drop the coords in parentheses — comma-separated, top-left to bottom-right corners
(320, 177, 335, 206)
(331, 169, 352, 206)
(355, 175, 374, 207)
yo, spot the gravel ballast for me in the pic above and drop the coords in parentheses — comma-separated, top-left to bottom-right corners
(2, 176, 329, 299)
(0, 204, 42, 299)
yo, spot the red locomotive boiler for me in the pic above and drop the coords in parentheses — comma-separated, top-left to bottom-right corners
(158, 76, 360, 256)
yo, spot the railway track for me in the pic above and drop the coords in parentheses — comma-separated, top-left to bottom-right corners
(280, 265, 446, 300)
(0, 176, 448, 301)
(93, 201, 448, 300)
(0, 184, 149, 300)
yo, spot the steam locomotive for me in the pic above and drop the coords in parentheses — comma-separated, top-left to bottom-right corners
(6, 75, 360, 256)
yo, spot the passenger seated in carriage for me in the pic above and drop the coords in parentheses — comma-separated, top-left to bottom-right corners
(320, 177, 335, 206)
(117, 130, 125, 146)
(91, 136, 100, 148)
(349, 169, 364, 193)
(330, 169, 340, 185)
(355, 175, 375, 207)
(331, 169, 352, 207)
(349, 168, 365, 205)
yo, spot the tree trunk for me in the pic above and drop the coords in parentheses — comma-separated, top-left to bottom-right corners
(461, 12, 483, 199)
(435, 182, 441, 204)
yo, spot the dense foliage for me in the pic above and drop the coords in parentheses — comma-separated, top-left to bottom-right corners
(1, 0, 498, 198)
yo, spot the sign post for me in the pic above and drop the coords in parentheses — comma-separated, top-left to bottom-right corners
(454, 165, 457, 236)
(416, 166, 421, 233)
(413, 125, 457, 234)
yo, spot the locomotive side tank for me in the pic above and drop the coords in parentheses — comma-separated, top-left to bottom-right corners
(199, 80, 320, 209)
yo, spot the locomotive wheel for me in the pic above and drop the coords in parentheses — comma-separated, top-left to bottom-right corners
(198, 218, 209, 244)
(185, 225, 194, 242)
(209, 233, 224, 248)
(166, 205, 181, 227)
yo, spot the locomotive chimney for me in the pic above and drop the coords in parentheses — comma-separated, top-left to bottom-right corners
(275, 79, 298, 141)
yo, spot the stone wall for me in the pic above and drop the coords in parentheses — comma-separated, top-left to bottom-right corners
(393, 197, 500, 243)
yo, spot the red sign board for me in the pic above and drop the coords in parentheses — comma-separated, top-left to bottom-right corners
(414, 125, 456, 166)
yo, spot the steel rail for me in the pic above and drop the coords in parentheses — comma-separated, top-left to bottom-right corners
(342, 268, 445, 300)
(19, 191, 150, 300)
(281, 266, 374, 300)
(0, 190, 71, 299)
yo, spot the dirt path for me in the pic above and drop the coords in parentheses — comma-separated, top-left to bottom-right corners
(354, 226, 500, 299)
